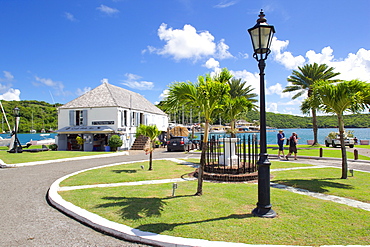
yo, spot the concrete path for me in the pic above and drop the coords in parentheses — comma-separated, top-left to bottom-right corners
(1, 149, 370, 246)
(0, 150, 199, 247)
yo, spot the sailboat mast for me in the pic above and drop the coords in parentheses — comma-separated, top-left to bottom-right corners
(0, 100, 11, 132)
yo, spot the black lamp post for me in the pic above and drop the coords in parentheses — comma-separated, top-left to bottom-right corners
(248, 10, 276, 218)
(13, 107, 20, 153)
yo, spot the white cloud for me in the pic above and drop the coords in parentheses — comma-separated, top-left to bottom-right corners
(306, 46, 335, 65)
(270, 37, 305, 70)
(76, 87, 91, 96)
(159, 89, 169, 100)
(230, 69, 260, 95)
(34, 76, 65, 95)
(64, 12, 77, 22)
(267, 102, 278, 113)
(121, 73, 154, 90)
(149, 23, 233, 62)
(97, 5, 119, 15)
(0, 71, 14, 82)
(215, 39, 233, 59)
(101, 78, 109, 84)
(306, 47, 370, 82)
(204, 58, 220, 69)
(0, 88, 20, 101)
(214, 1, 237, 8)
(153, 23, 215, 61)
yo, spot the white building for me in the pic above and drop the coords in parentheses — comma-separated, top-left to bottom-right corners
(56, 82, 168, 151)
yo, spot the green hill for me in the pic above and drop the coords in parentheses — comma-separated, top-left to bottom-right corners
(0, 100, 62, 133)
(1, 100, 369, 134)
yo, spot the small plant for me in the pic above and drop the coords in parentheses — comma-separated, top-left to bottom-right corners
(108, 135, 123, 151)
(48, 144, 58, 151)
(76, 136, 85, 145)
(154, 140, 161, 147)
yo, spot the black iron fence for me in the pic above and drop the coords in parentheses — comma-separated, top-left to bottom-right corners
(203, 134, 259, 175)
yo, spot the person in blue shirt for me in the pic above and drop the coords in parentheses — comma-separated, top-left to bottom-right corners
(277, 130, 285, 159)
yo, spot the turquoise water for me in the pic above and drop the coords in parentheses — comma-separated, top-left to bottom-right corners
(2, 128, 369, 145)
(0, 133, 57, 145)
(198, 128, 370, 145)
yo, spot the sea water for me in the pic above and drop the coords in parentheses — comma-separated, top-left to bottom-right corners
(2, 128, 369, 146)
(0, 133, 58, 145)
(197, 128, 370, 145)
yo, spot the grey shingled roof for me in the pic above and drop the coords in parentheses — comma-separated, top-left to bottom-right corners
(59, 82, 166, 115)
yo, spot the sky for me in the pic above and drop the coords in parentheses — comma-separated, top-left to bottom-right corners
(1, 0, 369, 116)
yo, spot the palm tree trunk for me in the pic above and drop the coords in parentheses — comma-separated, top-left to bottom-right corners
(337, 114, 348, 179)
(149, 140, 153, 170)
(231, 119, 236, 138)
(196, 120, 209, 196)
(312, 108, 318, 145)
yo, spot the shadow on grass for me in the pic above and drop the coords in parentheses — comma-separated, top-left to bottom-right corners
(137, 213, 253, 233)
(272, 178, 354, 193)
(96, 195, 194, 220)
(111, 169, 137, 174)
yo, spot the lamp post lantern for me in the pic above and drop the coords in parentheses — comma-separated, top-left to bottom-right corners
(248, 10, 276, 218)
(12, 107, 20, 153)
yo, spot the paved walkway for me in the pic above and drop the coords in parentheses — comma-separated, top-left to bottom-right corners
(1, 150, 370, 246)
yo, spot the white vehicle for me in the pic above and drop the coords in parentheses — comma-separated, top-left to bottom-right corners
(325, 132, 354, 148)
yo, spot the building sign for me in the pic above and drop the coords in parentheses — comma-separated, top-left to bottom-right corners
(92, 121, 114, 125)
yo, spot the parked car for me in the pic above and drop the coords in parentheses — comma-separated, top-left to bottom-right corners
(325, 132, 355, 148)
(167, 136, 192, 152)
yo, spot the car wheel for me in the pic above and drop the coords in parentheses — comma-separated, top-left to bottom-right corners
(325, 141, 329, 147)
(349, 145, 354, 148)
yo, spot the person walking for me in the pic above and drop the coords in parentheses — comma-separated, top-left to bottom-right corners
(286, 132, 298, 160)
(277, 130, 286, 159)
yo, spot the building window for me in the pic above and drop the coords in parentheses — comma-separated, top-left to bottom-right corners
(69, 110, 87, 126)
(124, 110, 127, 126)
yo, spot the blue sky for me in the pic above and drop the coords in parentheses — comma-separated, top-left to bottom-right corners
(1, 0, 369, 116)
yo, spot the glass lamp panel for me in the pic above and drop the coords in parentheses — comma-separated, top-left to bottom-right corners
(13, 107, 20, 117)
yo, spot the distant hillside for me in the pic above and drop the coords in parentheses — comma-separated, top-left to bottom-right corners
(245, 111, 370, 129)
(0, 100, 62, 133)
(2, 100, 369, 134)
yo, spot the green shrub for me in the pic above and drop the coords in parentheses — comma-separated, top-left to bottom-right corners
(108, 135, 123, 151)
(48, 144, 58, 151)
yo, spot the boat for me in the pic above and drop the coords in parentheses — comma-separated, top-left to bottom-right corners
(29, 134, 55, 146)
(210, 125, 231, 133)
(0, 136, 11, 146)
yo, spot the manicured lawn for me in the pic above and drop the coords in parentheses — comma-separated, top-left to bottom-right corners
(267, 144, 370, 160)
(271, 167, 370, 203)
(0, 149, 117, 164)
(60, 160, 196, 187)
(58, 160, 370, 246)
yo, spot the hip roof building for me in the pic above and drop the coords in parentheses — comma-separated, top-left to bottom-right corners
(56, 82, 168, 151)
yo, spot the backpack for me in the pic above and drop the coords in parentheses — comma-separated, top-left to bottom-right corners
(286, 138, 290, 145)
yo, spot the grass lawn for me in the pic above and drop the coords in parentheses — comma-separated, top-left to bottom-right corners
(267, 144, 370, 160)
(58, 160, 370, 246)
(60, 160, 196, 187)
(271, 167, 370, 203)
(0, 149, 118, 164)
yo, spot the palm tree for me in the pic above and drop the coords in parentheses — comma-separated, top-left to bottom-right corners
(283, 63, 340, 145)
(224, 78, 257, 136)
(228, 78, 258, 104)
(307, 80, 370, 179)
(223, 97, 253, 137)
(164, 70, 230, 195)
(135, 124, 162, 171)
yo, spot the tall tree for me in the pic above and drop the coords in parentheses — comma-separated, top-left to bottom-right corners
(223, 77, 256, 136)
(307, 80, 370, 179)
(228, 78, 258, 105)
(135, 124, 161, 171)
(164, 70, 230, 195)
(223, 96, 253, 137)
(283, 63, 340, 145)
